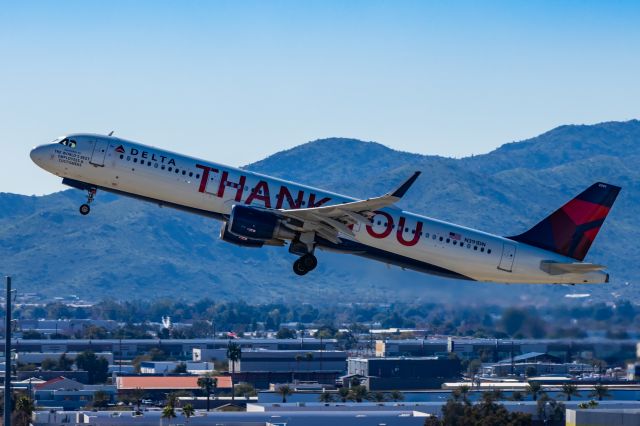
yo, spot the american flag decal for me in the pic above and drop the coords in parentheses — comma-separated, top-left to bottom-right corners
(449, 232, 461, 240)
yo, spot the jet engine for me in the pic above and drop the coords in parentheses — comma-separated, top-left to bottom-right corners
(220, 205, 294, 247)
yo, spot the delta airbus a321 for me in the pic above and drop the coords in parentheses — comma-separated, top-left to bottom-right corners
(31, 134, 620, 284)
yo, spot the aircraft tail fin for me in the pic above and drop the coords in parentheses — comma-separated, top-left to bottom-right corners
(508, 182, 621, 261)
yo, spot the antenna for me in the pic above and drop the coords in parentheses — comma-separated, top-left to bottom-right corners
(108, 131, 114, 136)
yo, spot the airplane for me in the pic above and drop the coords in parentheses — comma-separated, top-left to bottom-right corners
(30, 134, 621, 284)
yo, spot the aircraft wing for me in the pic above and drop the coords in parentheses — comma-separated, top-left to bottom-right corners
(277, 171, 421, 244)
(540, 261, 606, 275)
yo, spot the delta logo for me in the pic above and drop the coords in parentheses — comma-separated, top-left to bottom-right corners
(115, 145, 126, 153)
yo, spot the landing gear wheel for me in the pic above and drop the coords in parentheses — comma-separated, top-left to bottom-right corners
(79, 187, 97, 215)
(300, 253, 318, 271)
(293, 259, 308, 276)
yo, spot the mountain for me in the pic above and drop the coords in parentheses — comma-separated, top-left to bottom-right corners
(1, 120, 638, 305)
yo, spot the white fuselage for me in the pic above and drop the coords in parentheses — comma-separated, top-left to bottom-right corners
(30, 134, 609, 284)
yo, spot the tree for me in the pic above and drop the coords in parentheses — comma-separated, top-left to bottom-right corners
(338, 387, 350, 402)
(318, 392, 334, 403)
(276, 328, 296, 339)
(369, 391, 386, 402)
(525, 366, 537, 378)
(173, 362, 188, 374)
(40, 358, 58, 371)
(511, 390, 524, 401)
(58, 353, 73, 370)
(348, 385, 368, 402)
(161, 404, 176, 426)
(76, 351, 109, 384)
(14, 395, 35, 426)
(560, 383, 580, 401)
(234, 383, 257, 398)
(277, 385, 293, 403)
(589, 383, 611, 401)
(197, 375, 217, 411)
(226, 343, 242, 401)
(91, 390, 111, 408)
(389, 390, 404, 402)
(182, 404, 195, 424)
(526, 381, 543, 401)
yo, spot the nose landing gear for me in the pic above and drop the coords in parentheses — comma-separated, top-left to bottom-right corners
(293, 253, 318, 276)
(79, 187, 97, 215)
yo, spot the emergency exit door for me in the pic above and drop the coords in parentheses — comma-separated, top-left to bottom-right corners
(498, 243, 516, 272)
(90, 140, 109, 166)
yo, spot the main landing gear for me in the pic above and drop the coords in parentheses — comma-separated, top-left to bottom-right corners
(293, 253, 318, 276)
(79, 187, 97, 215)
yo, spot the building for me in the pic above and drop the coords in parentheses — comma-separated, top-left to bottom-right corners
(116, 375, 232, 400)
(33, 376, 116, 410)
(375, 338, 637, 363)
(17, 351, 114, 365)
(139, 361, 214, 374)
(627, 362, 640, 380)
(481, 361, 594, 377)
(347, 356, 461, 390)
(566, 408, 640, 425)
(2, 337, 339, 360)
(231, 350, 347, 373)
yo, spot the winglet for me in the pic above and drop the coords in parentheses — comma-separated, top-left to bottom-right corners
(391, 171, 421, 198)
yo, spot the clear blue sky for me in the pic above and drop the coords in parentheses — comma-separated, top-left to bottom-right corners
(2, 1, 639, 195)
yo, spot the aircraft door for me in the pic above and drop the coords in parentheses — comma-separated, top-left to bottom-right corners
(498, 243, 516, 272)
(90, 140, 109, 166)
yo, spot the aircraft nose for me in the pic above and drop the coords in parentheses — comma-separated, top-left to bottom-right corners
(30, 145, 48, 167)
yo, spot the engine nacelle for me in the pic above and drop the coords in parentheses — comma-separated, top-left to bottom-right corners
(220, 222, 265, 248)
(225, 205, 295, 244)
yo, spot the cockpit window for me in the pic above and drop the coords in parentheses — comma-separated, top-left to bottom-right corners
(58, 138, 77, 148)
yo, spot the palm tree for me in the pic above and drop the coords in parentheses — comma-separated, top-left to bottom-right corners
(15, 395, 35, 426)
(458, 385, 470, 402)
(161, 404, 176, 426)
(294, 354, 304, 382)
(560, 383, 581, 401)
(348, 385, 368, 402)
(319, 392, 334, 403)
(389, 390, 404, 402)
(526, 381, 543, 401)
(182, 404, 195, 424)
(197, 375, 217, 411)
(227, 342, 242, 402)
(369, 391, 386, 402)
(589, 383, 611, 401)
(277, 385, 293, 403)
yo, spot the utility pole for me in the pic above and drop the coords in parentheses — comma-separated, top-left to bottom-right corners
(4, 276, 12, 426)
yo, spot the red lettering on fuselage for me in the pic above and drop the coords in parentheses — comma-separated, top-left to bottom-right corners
(218, 171, 245, 202)
(308, 193, 331, 208)
(366, 211, 394, 239)
(397, 217, 423, 246)
(245, 180, 272, 208)
(195, 164, 219, 193)
(276, 186, 304, 209)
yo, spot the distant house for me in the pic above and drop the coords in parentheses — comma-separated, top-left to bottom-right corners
(496, 352, 561, 365)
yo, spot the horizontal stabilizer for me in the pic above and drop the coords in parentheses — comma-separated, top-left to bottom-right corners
(540, 261, 605, 275)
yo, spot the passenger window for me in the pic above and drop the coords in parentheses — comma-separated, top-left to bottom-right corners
(453, 241, 457, 245)
(196, 174, 200, 179)
(175, 169, 180, 173)
(168, 167, 172, 172)
(127, 156, 131, 161)
(182, 170, 186, 175)
(154, 163, 158, 168)
(68, 140, 77, 148)
(119, 154, 124, 159)
(133, 158, 138, 163)
(487, 249, 492, 254)
(189, 172, 193, 177)
(432, 235, 436, 240)
(148, 162, 152, 167)
(439, 236, 443, 242)
(446, 238, 450, 243)
(473, 246, 477, 251)
(480, 247, 485, 252)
